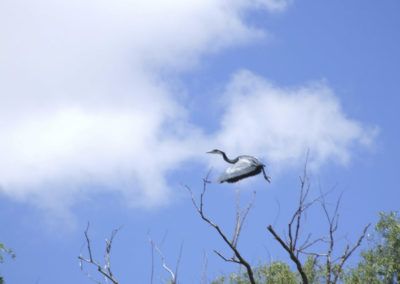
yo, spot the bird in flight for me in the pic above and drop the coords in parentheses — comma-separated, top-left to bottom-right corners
(207, 149, 271, 183)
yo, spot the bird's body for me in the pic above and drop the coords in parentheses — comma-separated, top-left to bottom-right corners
(207, 149, 271, 183)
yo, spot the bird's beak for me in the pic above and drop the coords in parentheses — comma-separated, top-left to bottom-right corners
(206, 151, 212, 154)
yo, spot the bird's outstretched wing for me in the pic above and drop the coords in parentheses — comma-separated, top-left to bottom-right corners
(216, 159, 261, 183)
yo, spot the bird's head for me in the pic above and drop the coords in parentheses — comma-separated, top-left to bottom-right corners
(206, 149, 224, 155)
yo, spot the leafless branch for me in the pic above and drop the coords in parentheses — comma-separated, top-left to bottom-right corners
(232, 186, 256, 248)
(268, 161, 313, 284)
(320, 192, 342, 284)
(201, 251, 208, 284)
(213, 249, 240, 264)
(104, 228, 120, 280)
(267, 154, 371, 284)
(174, 242, 184, 283)
(186, 173, 256, 284)
(78, 223, 120, 284)
(319, 191, 364, 283)
(296, 251, 328, 257)
(147, 234, 182, 284)
(331, 223, 371, 284)
(297, 235, 329, 253)
(150, 233, 155, 284)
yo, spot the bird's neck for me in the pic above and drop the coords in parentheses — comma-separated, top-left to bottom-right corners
(221, 152, 238, 164)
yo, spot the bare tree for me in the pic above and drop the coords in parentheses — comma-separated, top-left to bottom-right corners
(78, 223, 120, 284)
(267, 163, 370, 284)
(186, 174, 257, 284)
(77, 161, 370, 284)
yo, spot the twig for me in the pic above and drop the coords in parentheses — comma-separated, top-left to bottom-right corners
(319, 191, 342, 284)
(318, 188, 371, 283)
(104, 228, 120, 280)
(78, 223, 120, 284)
(174, 242, 184, 282)
(201, 251, 208, 284)
(233, 186, 256, 248)
(213, 249, 240, 264)
(331, 223, 370, 283)
(147, 234, 180, 284)
(150, 233, 154, 284)
(267, 157, 313, 284)
(297, 235, 328, 253)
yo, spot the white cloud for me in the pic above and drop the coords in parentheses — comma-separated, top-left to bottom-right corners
(0, 0, 375, 215)
(1, 0, 288, 210)
(236, 0, 292, 12)
(214, 70, 378, 172)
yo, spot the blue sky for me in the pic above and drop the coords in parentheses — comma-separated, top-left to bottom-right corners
(0, 0, 399, 283)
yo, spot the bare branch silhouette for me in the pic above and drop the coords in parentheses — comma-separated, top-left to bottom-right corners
(186, 173, 257, 284)
(268, 162, 314, 284)
(267, 159, 371, 284)
(319, 192, 371, 284)
(331, 224, 370, 283)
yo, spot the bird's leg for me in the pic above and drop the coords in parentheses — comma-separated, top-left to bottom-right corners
(262, 167, 271, 183)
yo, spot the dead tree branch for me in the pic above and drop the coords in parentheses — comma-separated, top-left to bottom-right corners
(186, 174, 257, 284)
(78, 223, 120, 284)
(233, 185, 256, 248)
(147, 234, 183, 284)
(331, 223, 370, 283)
(319, 191, 371, 284)
(267, 158, 371, 284)
(174, 241, 184, 283)
(268, 162, 315, 284)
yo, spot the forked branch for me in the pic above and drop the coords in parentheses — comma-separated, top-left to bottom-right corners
(78, 223, 120, 284)
(186, 174, 256, 284)
(268, 162, 315, 284)
(147, 234, 182, 284)
(320, 192, 371, 284)
(267, 159, 370, 284)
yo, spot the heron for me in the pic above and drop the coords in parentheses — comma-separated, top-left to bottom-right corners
(207, 149, 271, 183)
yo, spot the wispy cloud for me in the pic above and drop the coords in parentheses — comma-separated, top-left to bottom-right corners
(0, 0, 375, 215)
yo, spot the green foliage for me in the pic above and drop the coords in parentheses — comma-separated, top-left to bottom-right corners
(345, 211, 400, 284)
(0, 242, 15, 284)
(210, 257, 326, 284)
(211, 260, 314, 284)
(303, 257, 322, 284)
(253, 261, 298, 284)
(0, 243, 15, 264)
